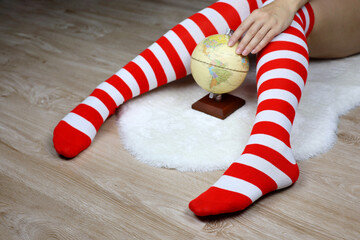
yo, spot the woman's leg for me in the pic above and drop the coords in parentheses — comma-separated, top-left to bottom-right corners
(53, 0, 266, 158)
(189, 1, 315, 216)
(308, 0, 360, 59)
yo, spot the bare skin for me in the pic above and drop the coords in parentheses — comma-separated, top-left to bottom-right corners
(229, 0, 360, 59)
(308, 0, 360, 59)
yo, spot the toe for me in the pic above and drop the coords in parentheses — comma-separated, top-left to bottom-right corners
(189, 187, 253, 216)
(53, 121, 91, 158)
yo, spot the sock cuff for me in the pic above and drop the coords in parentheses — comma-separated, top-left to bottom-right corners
(304, 2, 315, 37)
(299, 2, 315, 38)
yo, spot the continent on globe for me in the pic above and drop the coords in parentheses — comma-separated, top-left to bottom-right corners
(209, 64, 232, 89)
(202, 34, 229, 56)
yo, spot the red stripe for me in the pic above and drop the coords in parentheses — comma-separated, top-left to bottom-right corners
(71, 104, 103, 131)
(256, 99, 296, 123)
(139, 49, 167, 87)
(90, 89, 117, 115)
(257, 40, 308, 63)
(188, 13, 218, 37)
(243, 144, 299, 183)
(251, 121, 291, 147)
(105, 75, 133, 102)
(305, 3, 315, 37)
(208, 2, 242, 30)
(293, 14, 304, 30)
(156, 36, 187, 79)
(247, 0, 259, 13)
(257, 58, 308, 84)
(123, 61, 149, 95)
(283, 26, 307, 44)
(171, 25, 197, 55)
(297, 10, 306, 30)
(224, 163, 278, 194)
(257, 78, 302, 102)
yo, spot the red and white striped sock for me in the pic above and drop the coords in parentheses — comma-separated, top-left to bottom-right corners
(189, 2, 315, 216)
(53, 0, 266, 158)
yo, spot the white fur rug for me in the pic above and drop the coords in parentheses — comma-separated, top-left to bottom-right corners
(116, 54, 360, 172)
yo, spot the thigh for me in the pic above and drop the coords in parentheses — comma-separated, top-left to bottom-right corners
(307, 0, 360, 59)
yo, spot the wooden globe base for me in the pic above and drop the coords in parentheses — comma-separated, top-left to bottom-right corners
(192, 93, 246, 120)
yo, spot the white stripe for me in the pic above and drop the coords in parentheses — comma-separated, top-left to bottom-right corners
(302, 7, 310, 35)
(213, 175, 263, 202)
(257, 69, 304, 91)
(198, 8, 228, 34)
(254, 110, 292, 133)
(256, 50, 308, 72)
(272, 33, 308, 51)
(256, 0, 264, 8)
(131, 55, 158, 90)
(247, 134, 296, 164)
(235, 154, 293, 189)
(295, 12, 304, 25)
(258, 89, 298, 111)
(218, 0, 251, 22)
(96, 82, 124, 106)
(82, 96, 109, 121)
(148, 42, 176, 83)
(115, 68, 140, 97)
(262, 0, 274, 7)
(62, 113, 96, 141)
(164, 30, 191, 75)
(179, 19, 205, 44)
(290, 20, 304, 33)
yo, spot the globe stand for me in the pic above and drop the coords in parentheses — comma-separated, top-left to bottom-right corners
(191, 93, 245, 120)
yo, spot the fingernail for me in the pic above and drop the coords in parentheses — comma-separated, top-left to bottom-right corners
(228, 40, 233, 46)
(251, 49, 256, 54)
(242, 49, 248, 56)
(236, 48, 242, 54)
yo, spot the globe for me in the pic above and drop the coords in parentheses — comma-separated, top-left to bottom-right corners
(190, 34, 249, 94)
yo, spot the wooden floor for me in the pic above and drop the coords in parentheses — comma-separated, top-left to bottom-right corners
(1, 0, 359, 239)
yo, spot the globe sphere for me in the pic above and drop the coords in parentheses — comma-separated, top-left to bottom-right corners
(191, 34, 249, 94)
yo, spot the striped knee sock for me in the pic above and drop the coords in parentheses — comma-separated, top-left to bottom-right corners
(189, 2, 315, 216)
(53, 0, 265, 158)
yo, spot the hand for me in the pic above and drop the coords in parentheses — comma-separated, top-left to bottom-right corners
(228, 0, 298, 56)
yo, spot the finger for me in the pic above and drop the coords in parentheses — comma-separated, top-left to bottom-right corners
(251, 29, 278, 54)
(228, 16, 254, 47)
(235, 22, 264, 55)
(240, 24, 271, 56)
